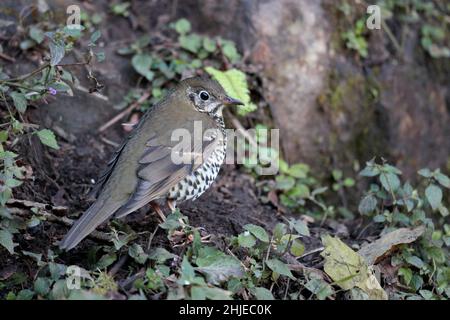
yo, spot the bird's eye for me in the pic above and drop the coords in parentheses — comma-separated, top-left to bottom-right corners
(199, 91, 210, 101)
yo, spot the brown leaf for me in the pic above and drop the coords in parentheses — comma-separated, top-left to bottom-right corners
(358, 225, 425, 265)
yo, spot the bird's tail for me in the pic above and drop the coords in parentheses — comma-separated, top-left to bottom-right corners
(59, 199, 122, 251)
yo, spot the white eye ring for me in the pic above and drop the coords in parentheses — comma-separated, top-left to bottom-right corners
(199, 91, 210, 101)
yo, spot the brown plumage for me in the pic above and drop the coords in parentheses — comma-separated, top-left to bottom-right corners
(59, 77, 242, 250)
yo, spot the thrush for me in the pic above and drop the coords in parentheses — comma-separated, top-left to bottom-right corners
(60, 77, 243, 250)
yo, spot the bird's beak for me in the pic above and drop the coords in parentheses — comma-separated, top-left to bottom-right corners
(222, 96, 244, 106)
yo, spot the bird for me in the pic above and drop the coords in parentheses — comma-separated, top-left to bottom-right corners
(59, 77, 243, 250)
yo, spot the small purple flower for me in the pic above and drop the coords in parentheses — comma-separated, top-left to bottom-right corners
(48, 87, 57, 96)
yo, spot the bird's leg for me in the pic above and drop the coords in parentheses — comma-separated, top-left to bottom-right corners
(150, 202, 166, 222)
(167, 199, 177, 212)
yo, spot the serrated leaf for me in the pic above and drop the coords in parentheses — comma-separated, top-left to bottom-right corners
(358, 194, 377, 215)
(244, 224, 269, 242)
(36, 129, 59, 149)
(148, 247, 177, 263)
(265, 258, 295, 280)
(128, 244, 148, 264)
(195, 247, 244, 285)
(0, 229, 16, 254)
(205, 67, 256, 115)
(425, 184, 442, 211)
(9, 91, 27, 113)
(379, 172, 400, 192)
(48, 40, 65, 66)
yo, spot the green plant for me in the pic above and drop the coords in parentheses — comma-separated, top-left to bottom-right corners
(358, 158, 449, 299)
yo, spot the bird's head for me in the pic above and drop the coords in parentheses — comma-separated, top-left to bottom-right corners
(182, 77, 243, 117)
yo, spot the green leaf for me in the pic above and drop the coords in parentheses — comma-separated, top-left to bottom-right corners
(425, 184, 442, 211)
(406, 256, 425, 269)
(174, 18, 191, 34)
(359, 165, 380, 177)
(290, 239, 305, 257)
(202, 37, 217, 52)
(265, 258, 295, 280)
(131, 54, 154, 81)
(379, 172, 400, 192)
(343, 178, 355, 187)
(36, 129, 59, 150)
(288, 218, 310, 236)
(244, 224, 269, 242)
(275, 175, 295, 190)
(48, 40, 65, 66)
(305, 278, 334, 300)
(205, 67, 256, 115)
(148, 247, 177, 264)
(332, 169, 343, 181)
(29, 26, 45, 44)
(321, 235, 387, 300)
(16, 289, 34, 300)
(398, 267, 413, 285)
(237, 232, 256, 248)
(9, 91, 27, 113)
(251, 287, 274, 300)
(287, 163, 309, 178)
(90, 30, 101, 44)
(195, 247, 244, 285)
(34, 277, 51, 296)
(435, 172, 450, 189)
(418, 168, 432, 178)
(0, 229, 16, 254)
(128, 244, 148, 264)
(287, 184, 310, 198)
(179, 34, 202, 53)
(273, 223, 287, 241)
(358, 194, 377, 215)
(221, 40, 241, 63)
(95, 252, 117, 269)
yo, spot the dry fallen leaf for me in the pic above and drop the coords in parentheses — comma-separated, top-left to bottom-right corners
(358, 225, 425, 265)
(321, 235, 388, 300)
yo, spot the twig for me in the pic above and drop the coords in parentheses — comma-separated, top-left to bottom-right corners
(98, 91, 151, 133)
(298, 247, 325, 260)
(226, 111, 258, 148)
(109, 255, 128, 276)
(0, 51, 15, 63)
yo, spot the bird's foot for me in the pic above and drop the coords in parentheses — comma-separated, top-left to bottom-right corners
(150, 202, 166, 223)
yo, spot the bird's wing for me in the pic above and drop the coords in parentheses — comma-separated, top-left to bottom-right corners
(113, 119, 222, 218)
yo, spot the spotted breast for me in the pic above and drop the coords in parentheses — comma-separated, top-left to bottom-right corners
(167, 116, 227, 203)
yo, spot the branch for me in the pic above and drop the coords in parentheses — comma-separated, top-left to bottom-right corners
(98, 91, 151, 133)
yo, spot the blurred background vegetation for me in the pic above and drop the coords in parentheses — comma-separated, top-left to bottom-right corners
(0, 0, 448, 300)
